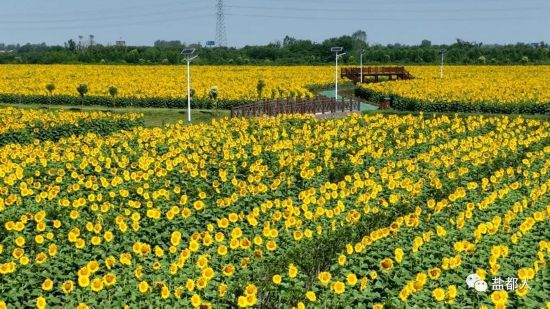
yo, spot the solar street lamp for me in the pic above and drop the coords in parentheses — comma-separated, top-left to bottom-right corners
(181, 48, 198, 124)
(331, 47, 346, 100)
(360, 48, 366, 83)
(440, 48, 447, 79)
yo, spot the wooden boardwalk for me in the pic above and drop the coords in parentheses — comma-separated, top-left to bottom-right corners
(230, 97, 361, 118)
(341, 67, 414, 83)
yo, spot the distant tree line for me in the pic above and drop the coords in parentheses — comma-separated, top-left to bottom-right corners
(0, 31, 548, 65)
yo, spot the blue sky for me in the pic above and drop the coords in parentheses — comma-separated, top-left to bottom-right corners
(1, 0, 549, 46)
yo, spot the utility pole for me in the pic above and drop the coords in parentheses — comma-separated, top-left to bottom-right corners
(440, 49, 447, 79)
(360, 48, 365, 83)
(331, 47, 346, 100)
(181, 48, 198, 124)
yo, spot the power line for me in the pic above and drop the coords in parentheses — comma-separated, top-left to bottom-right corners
(0, 0, 198, 18)
(0, 14, 213, 31)
(237, 0, 548, 4)
(225, 13, 549, 22)
(226, 4, 550, 13)
(0, 6, 211, 24)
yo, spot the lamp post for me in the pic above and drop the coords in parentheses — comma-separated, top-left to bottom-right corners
(181, 48, 198, 124)
(331, 47, 346, 100)
(360, 48, 365, 83)
(440, 48, 447, 79)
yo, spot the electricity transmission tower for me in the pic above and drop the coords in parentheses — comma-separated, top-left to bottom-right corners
(215, 0, 227, 47)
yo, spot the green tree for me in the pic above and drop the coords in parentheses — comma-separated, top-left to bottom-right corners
(66, 39, 76, 52)
(108, 85, 118, 107)
(351, 30, 368, 54)
(77, 83, 88, 107)
(352, 30, 367, 45)
(77, 84, 88, 97)
(46, 83, 55, 104)
(108, 85, 118, 97)
(521, 56, 529, 64)
(478, 56, 487, 64)
(46, 83, 55, 96)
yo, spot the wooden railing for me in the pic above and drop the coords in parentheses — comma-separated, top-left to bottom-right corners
(230, 97, 360, 118)
(341, 66, 414, 82)
(342, 66, 408, 75)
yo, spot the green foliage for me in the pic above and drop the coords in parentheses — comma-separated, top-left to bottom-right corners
(521, 56, 529, 64)
(108, 85, 118, 97)
(45, 83, 55, 95)
(45, 84, 56, 105)
(478, 55, 487, 64)
(1, 35, 549, 65)
(0, 93, 244, 110)
(76, 84, 88, 97)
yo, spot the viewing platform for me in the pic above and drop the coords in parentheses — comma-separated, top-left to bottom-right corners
(341, 67, 414, 83)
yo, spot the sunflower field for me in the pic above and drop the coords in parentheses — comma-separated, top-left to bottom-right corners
(3, 64, 550, 113)
(0, 110, 549, 308)
(357, 66, 550, 114)
(0, 107, 143, 147)
(0, 65, 334, 101)
(0, 107, 141, 135)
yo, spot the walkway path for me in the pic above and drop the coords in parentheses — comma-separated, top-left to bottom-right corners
(319, 90, 379, 112)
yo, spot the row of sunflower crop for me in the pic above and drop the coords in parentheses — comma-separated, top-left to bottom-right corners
(0, 112, 548, 308)
(0, 65, 330, 102)
(361, 66, 550, 105)
(355, 87, 550, 115)
(356, 66, 550, 114)
(0, 93, 247, 110)
(0, 107, 143, 147)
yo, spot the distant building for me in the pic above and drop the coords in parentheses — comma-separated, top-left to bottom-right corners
(116, 41, 126, 47)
